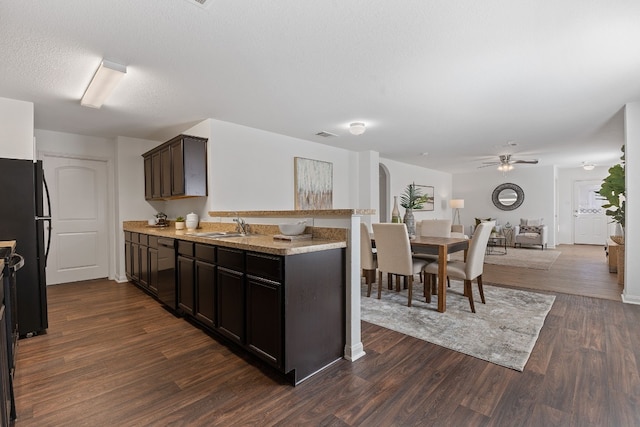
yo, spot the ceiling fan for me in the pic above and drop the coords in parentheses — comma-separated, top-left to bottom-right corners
(480, 154, 539, 171)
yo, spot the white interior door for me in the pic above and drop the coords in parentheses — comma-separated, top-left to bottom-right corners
(44, 155, 109, 285)
(573, 180, 607, 245)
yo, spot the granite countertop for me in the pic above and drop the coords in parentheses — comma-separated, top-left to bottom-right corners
(123, 222, 346, 256)
(208, 209, 376, 218)
(0, 240, 16, 250)
(0, 240, 15, 272)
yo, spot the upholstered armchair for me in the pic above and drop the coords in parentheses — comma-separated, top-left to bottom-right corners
(514, 219, 548, 250)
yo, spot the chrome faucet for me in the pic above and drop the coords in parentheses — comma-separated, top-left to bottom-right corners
(233, 215, 249, 234)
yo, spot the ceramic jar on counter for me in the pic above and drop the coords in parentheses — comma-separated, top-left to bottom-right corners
(186, 212, 199, 230)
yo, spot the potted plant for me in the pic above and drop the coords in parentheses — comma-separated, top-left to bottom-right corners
(400, 183, 427, 236)
(598, 145, 625, 284)
(598, 145, 625, 232)
(175, 216, 185, 230)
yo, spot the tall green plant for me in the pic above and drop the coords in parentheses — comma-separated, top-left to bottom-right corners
(400, 183, 427, 210)
(598, 145, 625, 228)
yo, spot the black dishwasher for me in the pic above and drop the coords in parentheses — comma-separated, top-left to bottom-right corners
(157, 238, 176, 311)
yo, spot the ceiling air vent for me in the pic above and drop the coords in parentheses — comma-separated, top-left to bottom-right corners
(316, 131, 338, 138)
(184, 0, 213, 9)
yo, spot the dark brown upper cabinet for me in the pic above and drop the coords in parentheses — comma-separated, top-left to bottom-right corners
(142, 134, 208, 201)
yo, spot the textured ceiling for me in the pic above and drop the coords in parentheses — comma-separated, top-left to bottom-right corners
(1, 0, 638, 173)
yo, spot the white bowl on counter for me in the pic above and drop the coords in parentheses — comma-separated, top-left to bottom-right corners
(278, 222, 307, 236)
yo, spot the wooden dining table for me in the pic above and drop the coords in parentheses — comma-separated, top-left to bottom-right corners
(409, 236, 469, 312)
(370, 234, 469, 313)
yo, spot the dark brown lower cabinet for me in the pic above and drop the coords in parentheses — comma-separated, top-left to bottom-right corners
(131, 241, 140, 283)
(125, 231, 345, 385)
(194, 260, 215, 329)
(148, 247, 158, 295)
(139, 243, 148, 288)
(126, 232, 158, 297)
(281, 249, 345, 384)
(216, 266, 245, 344)
(177, 255, 195, 315)
(124, 232, 132, 280)
(246, 276, 281, 367)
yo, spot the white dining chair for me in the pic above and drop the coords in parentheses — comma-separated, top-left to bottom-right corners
(413, 219, 453, 263)
(372, 223, 431, 307)
(422, 221, 495, 313)
(360, 222, 377, 297)
(414, 219, 454, 285)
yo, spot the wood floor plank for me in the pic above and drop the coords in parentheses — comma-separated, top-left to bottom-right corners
(11, 244, 640, 426)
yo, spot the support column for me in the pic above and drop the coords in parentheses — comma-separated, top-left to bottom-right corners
(343, 214, 365, 361)
(623, 102, 640, 304)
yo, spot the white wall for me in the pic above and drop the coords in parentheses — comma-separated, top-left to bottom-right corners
(623, 102, 639, 303)
(453, 166, 556, 246)
(163, 119, 358, 222)
(358, 151, 380, 225)
(36, 129, 115, 159)
(114, 136, 165, 280)
(0, 97, 34, 160)
(379, 157, 453, 224)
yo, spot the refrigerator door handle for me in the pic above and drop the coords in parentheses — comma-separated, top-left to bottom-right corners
(43, 172, 53, 266)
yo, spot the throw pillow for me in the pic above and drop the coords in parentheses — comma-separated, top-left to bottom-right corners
(475, 217, 492, 226)
(520, 225, 542, 234)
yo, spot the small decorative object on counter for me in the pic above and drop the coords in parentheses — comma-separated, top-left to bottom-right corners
(155, 212, 168, 227)
(186, 212, 199, 230)
(391, 196, 401, 223)
(175, 216, 185, 230)
(278, 221, 307, 236)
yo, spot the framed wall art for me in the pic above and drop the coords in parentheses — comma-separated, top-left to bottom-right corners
(415, 185, 435, 211)
(294, 157, 333, 209)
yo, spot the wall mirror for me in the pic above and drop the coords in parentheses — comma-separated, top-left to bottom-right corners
(492, 183, 524, 211)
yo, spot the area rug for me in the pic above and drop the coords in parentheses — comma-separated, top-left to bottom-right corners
(451, 247, 561, 270)
(360, 280, 555, 371)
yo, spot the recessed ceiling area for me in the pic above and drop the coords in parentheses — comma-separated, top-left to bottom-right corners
(0, 0, 638, 173)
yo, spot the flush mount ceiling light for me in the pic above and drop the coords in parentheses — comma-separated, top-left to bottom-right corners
(582, 162, 595, 171)
(81, 60, 127, 109)
(349, 122, 366, 135)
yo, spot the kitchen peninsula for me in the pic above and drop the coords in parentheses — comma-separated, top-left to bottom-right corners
(123, 209, 371, 385)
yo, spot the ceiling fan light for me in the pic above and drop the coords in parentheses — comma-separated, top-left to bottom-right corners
(349, 122, 366, 135)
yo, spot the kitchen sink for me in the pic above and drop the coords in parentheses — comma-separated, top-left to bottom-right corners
(186, 231, 249, 238)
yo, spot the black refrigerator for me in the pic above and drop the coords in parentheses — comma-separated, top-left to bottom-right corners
(0, 158, 50, 337)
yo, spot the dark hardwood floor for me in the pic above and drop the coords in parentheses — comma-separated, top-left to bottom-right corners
(483, 244, 622, 301)
(13, 245, 640, 426)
